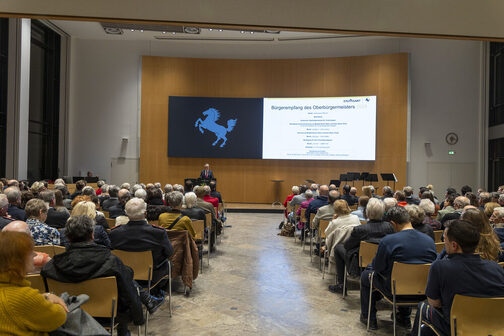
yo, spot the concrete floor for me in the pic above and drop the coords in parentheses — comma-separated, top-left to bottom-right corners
(147, 213, 410, 335)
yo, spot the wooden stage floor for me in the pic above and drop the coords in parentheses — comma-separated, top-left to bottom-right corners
(225, 203, 285, 213)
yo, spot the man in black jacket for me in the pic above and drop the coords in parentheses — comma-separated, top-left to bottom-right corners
(40, 190, 70, 229)
(102, 185, 120, 211)
(42, 215, 145, 336)
(110, 197, 174, 294)
(5, 187, 26, 221)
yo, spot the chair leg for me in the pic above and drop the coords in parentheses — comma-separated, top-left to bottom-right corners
(137, 325, 141, 336)
(393, 281, 396, 336)
(309, 231, 313, 260)
(367, 272, 374, 331)
(322, 250, 327, 279)
(169, 262, 172, 318)
(342, 265, 347, 299)
(418, 302, 425, 336)
(144, 311, 149, 336)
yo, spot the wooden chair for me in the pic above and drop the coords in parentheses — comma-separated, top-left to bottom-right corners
(308, 213, 317, 258)
(360, 220, 367, 225)
(53, 245, 65, 255)
(34, 245, 56, 257)
(297, 207, 307, 245)
(111, 250, 172, 334)
(433, 230, 443, 243)
(435, 242, 445, 254)
(26, 274, 47, 293)
(205, 212, 216, 257)
(46, 276, 118, 336)
(102, 211, 110, 219)
(342, 241, 379, 298)
(418, 295, 504, 336)
(318, 219, 330, 270)
(191, 219, 206, 272)
(368, 262, 431, 336)
(106, 217, 115, 228)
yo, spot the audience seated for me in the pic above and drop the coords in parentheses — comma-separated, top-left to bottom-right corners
(102, 185, 120, 211)
(147, 188, 164, 206)
(72, 195, 109, 229)
(323, 200, 360, 292)
(420, 190, 440, 216)
(305, 185, 329, 223)
(490, 206, 504, 228)
(295, 189, 314, 228)
(440, 196, 470, 228)
(181, 192, 206, 224)
(380, 185, 394, 199)
(5, 187, 26, 221)
(311, 190, 340, 231)
(405, 204, 435, 240)
(159, 191, 196, 238)
(109, 198, 174, 295)
(460, 208, 502, 262)
(411, 220, 504, 335)
(62, 201, 111, 248)
(383, 197, 397, 213)
(290, 184, 308, 207)
(484, 201, 500, 220)
(53, 189, 70, 215)
(360, 206, 437, 330)
(404, 186, 420, 205)
(42, 216, 145, 335)
(70, 180, 86, 200)
(0, 194, 13, 230)
(341, 184, 358, 206)
(209, 181, 223, 204)
(39, 190, 70, 229)
(436, 194, 455, 221)
(338, 198, 393, 291)
(108, 189, 131, 218)
(2, 220, 52, 270)
(203, 185, 219, 209)
(25, 198, 60, 246)
(283, 186, 298, 220)
(419, 199, 441, 230)
(194, 186, 221, 237)
(134, 188, 147, 200)
(0, 231, 67, 335)
(310, 183, 319, 197)
(95, 179, 105, 196)
(351, 196, 369, 222)
(394, 191, 407, 207)
(98, 184, 110, 205)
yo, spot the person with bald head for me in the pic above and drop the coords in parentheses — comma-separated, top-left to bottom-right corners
(305, 185, 330, 224)
(0, 194, 13, 230)
(2, 220, 52, 269)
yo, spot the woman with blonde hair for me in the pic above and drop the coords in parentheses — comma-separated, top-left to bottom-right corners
(461, 208, 502, 261)
(484, 202, 501, 220)
(62, 201, 110, 248)
(0, 231, 67, 335)
(362, 186, 373, 198)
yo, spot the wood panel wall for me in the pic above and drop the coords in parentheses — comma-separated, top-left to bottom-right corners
(140, 54, 408, 203)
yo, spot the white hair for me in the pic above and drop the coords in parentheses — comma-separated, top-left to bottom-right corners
(120, 182, 131, 191)
(184, 192, 197, 209)
(131, 184, 143, 194)
(54, 178, 65, 185)
(125, 197, 146, 221)
(493, 207, 504, 219)
(383, 197, 397, 211)
(292, 186, 300, 194)
(0, 194, 8, 209)
(305, 189, 313, 199)
(134, 189, 147, 200)
(164, 184, 173, 193)
(366, 198, 385, 220)
(154, 182, 161, 189)
(419, 199, 435, 215)
(115, 216, 130, 226)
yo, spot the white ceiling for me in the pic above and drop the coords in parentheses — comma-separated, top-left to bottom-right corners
(50, 20, 370, 42)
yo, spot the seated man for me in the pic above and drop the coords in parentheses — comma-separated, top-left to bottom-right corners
(159, 191, 196, 238)
(305, 185, 330, 223)
(42, 215, 145, 336)
(0, 194, 13, 230)
(108, 189, 131, 218)
(360, 206, 437, 330)
(181, 192, 206, 224)
(209, 181, 222, 204)
(195, 186, 221, 233)
(311, 190, 340, 230)
(70, 179, 86, 200)
(39, 190, 70, 229)
(109, 198, 174, 295)
(440, 196, 470, 228)
(5, 187, 26, 221)
(341, 184, 358, 206)
(202, 185, 219, 210)
(290, 185, 308, 207)
(102, 185, 120, 211)
(411, 220, 504, 335)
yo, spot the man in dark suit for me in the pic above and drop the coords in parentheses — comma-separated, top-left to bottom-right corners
(40, 190, 70, 229)
(109, 197, 174, 294)
(5, 187, 26, 221)
(102, 185, 120, 211)
(199, 163, 214, 180)
(209, 181, 222, 203)
(108, 189, 131, 218)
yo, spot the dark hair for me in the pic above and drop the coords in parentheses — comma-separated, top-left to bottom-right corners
(419, 186, 427, 194)
(209, 181, 217, 192)
(395, 191, 406, 201)
(445, 194, 455, 206)
(343, 184, 351, 194)
(184, 180, 193, 193)
(20, 191, 34, 209)
(461, 185, 472, 196)
(299, 185, 308, 194)
(358, 195, 369, 208)
(54, 189, 65, 207)
(75, 180, 86, 191)
(385, 206, 410, 225)
(65, 215, 94, 243)
(421, 191, 435, 203)
(147, 188, 162, 202)
(465, 192, 478, 207)
(446, 220, 480, 253)
(446, 187, 457, 195)
(108, 185, 120, 198)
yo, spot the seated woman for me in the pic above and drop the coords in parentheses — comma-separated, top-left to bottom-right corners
(0, 231, 67, 335)
(405, 204, 435, 240)
(181, 192, 206, 225)
(25, 198, 61, 246)
(59, 201, 110, 248)
(296, 189, 314, 230)
(159, 191, 196, 238)
(461, 208, 502, 261)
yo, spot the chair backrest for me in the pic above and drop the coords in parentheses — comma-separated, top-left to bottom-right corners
(205, 212, 212, 228)
(46, 276, 117, 317)
(433, 230, 443, 243)
(111, 250, 153, 281)
(390, 262, 431, 295)
(359, 241, 378, 268)
(192, 220, 205, 240)
(300, 208, 306, 222)
(34, 245, 55, 257)
(218, 203, 223, 213)
(53, 246, 66, 256)
(106, 217, 115, 228)
(498, 262, 504, 267)
(102, 211, 110, 219)
(26, 274, 47, 293)
(309, 212, 315, 229)
(435, 242, 445, 253)
(319, 219, 330, 239)
(450, 294, 504, 336)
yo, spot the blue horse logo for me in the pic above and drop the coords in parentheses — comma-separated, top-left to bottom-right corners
(194, 108, 237, 148)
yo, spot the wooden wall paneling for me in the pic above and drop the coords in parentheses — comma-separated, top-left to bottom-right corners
(140, 54, 408, 203)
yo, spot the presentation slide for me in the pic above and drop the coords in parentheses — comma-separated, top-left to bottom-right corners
(262, 96, 376, 160)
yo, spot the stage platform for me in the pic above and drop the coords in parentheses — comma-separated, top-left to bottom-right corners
(225, 203, 285, 213)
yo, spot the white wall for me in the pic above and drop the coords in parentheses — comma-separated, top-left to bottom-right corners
(68, 36, 484, 194)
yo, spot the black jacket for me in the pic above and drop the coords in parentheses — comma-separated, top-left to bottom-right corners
(182, 207, 207, 227)
(41, 242, 144, 325)
(8, 204, 26, 221)
(0, 216, 13, 230)
(108, 204, 126, 219)
(413, 222, 435, 241)
(109, 220, 174, 282)
(102, 197, 120, 211)
(45, 207, 70, 229)
(210, 191, 222, 204)
(341, 194, 358, 206)
(59, 226, 111, 248)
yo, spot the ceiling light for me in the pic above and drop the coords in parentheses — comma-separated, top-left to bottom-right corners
(250, 32, 254, 34)
(183, 26, 200, 34)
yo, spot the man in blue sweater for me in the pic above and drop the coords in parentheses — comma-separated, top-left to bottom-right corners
(360, 206, 437, 330)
